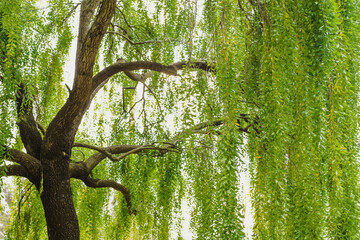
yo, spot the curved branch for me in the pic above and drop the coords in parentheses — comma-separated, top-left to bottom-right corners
(69, 163, 135, 215)
(82, 176, 135, 215)
(74, 143, 179, 172)
(73, 142, 119, 162)
(92, 61, 215, 93)
(76, 144, 145, 171)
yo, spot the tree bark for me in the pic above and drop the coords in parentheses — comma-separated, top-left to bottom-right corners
(37, 1, 116, 239)
(40, 143, 79, 240)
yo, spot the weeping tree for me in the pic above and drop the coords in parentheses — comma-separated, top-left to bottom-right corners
(0, 0, 359, 239)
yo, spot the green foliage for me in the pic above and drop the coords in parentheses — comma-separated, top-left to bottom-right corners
(243, 0, 360, 239)
(1, 0, 360, 239)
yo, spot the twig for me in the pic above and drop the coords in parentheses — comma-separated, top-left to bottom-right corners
(108, 31, 180, 45)
(17, 183, 34, 220)
(36, 121, 46, 136)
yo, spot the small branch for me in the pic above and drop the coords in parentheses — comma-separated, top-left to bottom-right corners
(17, 183, 34, 220)
(61, 2, 81, 26)
(118, 60, 162, 116)
(172, 119, 224, 143)
(112, 145, 165, 162)
(169, 61, 216, 73)
(117, 8, 135, 30)
(36, 121, 46, 136)
(123, 93, 143, 114)
(65, 83, 72, 94)
(108, 31, 171, 45)
(73, 142, 119, 162)
(238, 0, 251, 22)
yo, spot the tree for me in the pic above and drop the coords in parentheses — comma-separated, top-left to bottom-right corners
(0, 0, 359, 239)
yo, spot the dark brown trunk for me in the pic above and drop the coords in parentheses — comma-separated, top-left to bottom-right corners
(40, 148, 79, 240)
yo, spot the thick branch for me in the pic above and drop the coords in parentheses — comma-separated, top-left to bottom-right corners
(1, 164, 30, 179)
(74, 0, 101, 84)
(73, 0, 116, 91)
(16, 83, 42, 159)
(69, 163, 135, 215)
(5, 149, 41, 185)
(44, 0, 116, 150)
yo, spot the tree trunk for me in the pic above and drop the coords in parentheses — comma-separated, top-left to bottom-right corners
(40, 148, 79, 240)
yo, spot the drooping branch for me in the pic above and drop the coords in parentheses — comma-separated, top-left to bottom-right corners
(82, 177, 135, 214)
(68, 161, 135, 214)
(68, 160, 135, 215)
(15, 83, 42, 159)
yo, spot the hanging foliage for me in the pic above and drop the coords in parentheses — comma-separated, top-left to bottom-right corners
(0, 0, 359, 239)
